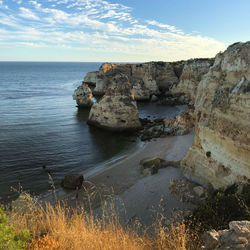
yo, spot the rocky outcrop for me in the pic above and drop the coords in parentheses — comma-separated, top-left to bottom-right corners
(139, 157, 168, 175)
(73, 83, 94, 107)
(139, 117, 169, 141)
(80, 59, 214, 104)
(171, 58, 214, 101)
(82, 62, 180, 100)
(164, 108, 195, 135)
(87, 74, 141, 131)
(203, 221, 250, 250)
(84, 71, 99, 86)
(181, 42, 250, 189)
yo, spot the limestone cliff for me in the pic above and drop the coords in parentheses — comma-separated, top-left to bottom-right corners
(171, 58, 214, 101)
(82, 62, 179, 100)
(87, 73, 141, 131)
(181, 42, 250, 188)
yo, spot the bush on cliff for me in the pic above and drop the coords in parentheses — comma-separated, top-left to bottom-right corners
(186, 182, 250, 233)
(0, 208, 31, 249)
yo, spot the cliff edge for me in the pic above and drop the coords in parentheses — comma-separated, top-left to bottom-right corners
(181, 42, 250, 188)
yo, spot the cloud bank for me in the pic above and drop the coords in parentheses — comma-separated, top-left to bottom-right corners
(0, 0, 226, 61)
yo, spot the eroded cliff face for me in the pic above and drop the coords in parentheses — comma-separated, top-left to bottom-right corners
(171, 59, 214, 101)
(181, 42, 250, 189)
(83, 62, 179, 100)
(87, 73, 141, 131)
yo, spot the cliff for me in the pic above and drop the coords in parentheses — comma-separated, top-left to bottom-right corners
(171, 58, 214, 101)
(181, 42, 250, 188)
(81, 59, 213, 103)
(83, 62, 178, 100)
(73, 41, 250, 189)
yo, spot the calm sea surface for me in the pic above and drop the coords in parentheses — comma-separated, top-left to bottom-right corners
(0, 62, 180, 203)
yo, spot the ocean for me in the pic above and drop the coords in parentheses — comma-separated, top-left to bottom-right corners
(0, 62, 180, 203)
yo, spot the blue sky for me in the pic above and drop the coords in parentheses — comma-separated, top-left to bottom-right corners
(0, 0, 249, 62)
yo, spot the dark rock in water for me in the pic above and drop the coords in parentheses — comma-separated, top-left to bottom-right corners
(139, 117, 167, 141)
(61, 174, 84, 190)
(157, 94, 188, 106)
(154, 117, 164, 123)
(139, 118, 152, 126)
(151, 95, 158, 102)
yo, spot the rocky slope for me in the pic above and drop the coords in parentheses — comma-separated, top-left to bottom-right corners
(181, 42, 250, 188)
(87, 73, 141, 131)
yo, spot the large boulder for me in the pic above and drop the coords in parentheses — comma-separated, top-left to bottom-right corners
(203, 221, 250, 249)
(87, 74, 142, 131)
(181, 42, 250, 189)
(73, 83, 94, 107)
(61, 174, 84, 190)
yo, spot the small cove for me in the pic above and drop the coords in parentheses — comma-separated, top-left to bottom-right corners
(0, 62, 182, 203)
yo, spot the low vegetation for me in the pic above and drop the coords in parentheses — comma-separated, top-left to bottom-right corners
(1, 192, 198, 250)
(1, 182, 249, 249)
(186, 182, 250, 233)
(0, 208, 31, 249)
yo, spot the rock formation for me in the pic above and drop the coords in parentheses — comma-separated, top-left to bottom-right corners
(164, 108, 195, 135)
(181, 42, 250, 188)
(203, 221, 250, 250)
(81, 61, 181, 101)
(73, 83, 94, 107)
(171, 58, 214, 101)
(80, 60, 213, 103)
(87, 73, 141, 131)
(61, 174, 84, 190)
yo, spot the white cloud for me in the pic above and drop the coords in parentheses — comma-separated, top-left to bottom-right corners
(0, 0, 226, 61)
(19, 7, 40, 20)
(146, 20, 183, 34)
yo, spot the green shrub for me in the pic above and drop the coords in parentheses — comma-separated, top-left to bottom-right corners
(186, 182, 250, 233)
(0, 208, 31, 250)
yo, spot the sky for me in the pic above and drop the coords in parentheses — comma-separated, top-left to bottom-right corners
(0, 0, 249, 62)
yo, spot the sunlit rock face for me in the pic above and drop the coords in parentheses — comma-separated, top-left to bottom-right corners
(73, 83, 94, 107)
(171, 58, 214, 102)
(82, 62, 179, 100)
(87, 73, 141, 131)
(181, 42, 250, 189)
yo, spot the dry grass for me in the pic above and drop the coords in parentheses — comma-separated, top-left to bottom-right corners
(8, 191, 199, 250)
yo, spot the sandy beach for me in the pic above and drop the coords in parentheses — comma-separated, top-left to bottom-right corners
(55, 131, 196, 227)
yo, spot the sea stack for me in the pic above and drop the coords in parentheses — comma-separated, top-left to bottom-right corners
(87, 73, 141, 131)
(73, 83, 94, 107)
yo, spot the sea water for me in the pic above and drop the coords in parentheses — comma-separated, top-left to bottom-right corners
(0, 62, 180, 202)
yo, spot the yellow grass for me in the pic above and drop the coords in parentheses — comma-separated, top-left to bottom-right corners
(8, 192, 198, 250)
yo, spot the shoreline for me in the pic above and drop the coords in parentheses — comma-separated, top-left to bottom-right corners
(48, 131, 196, 227)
